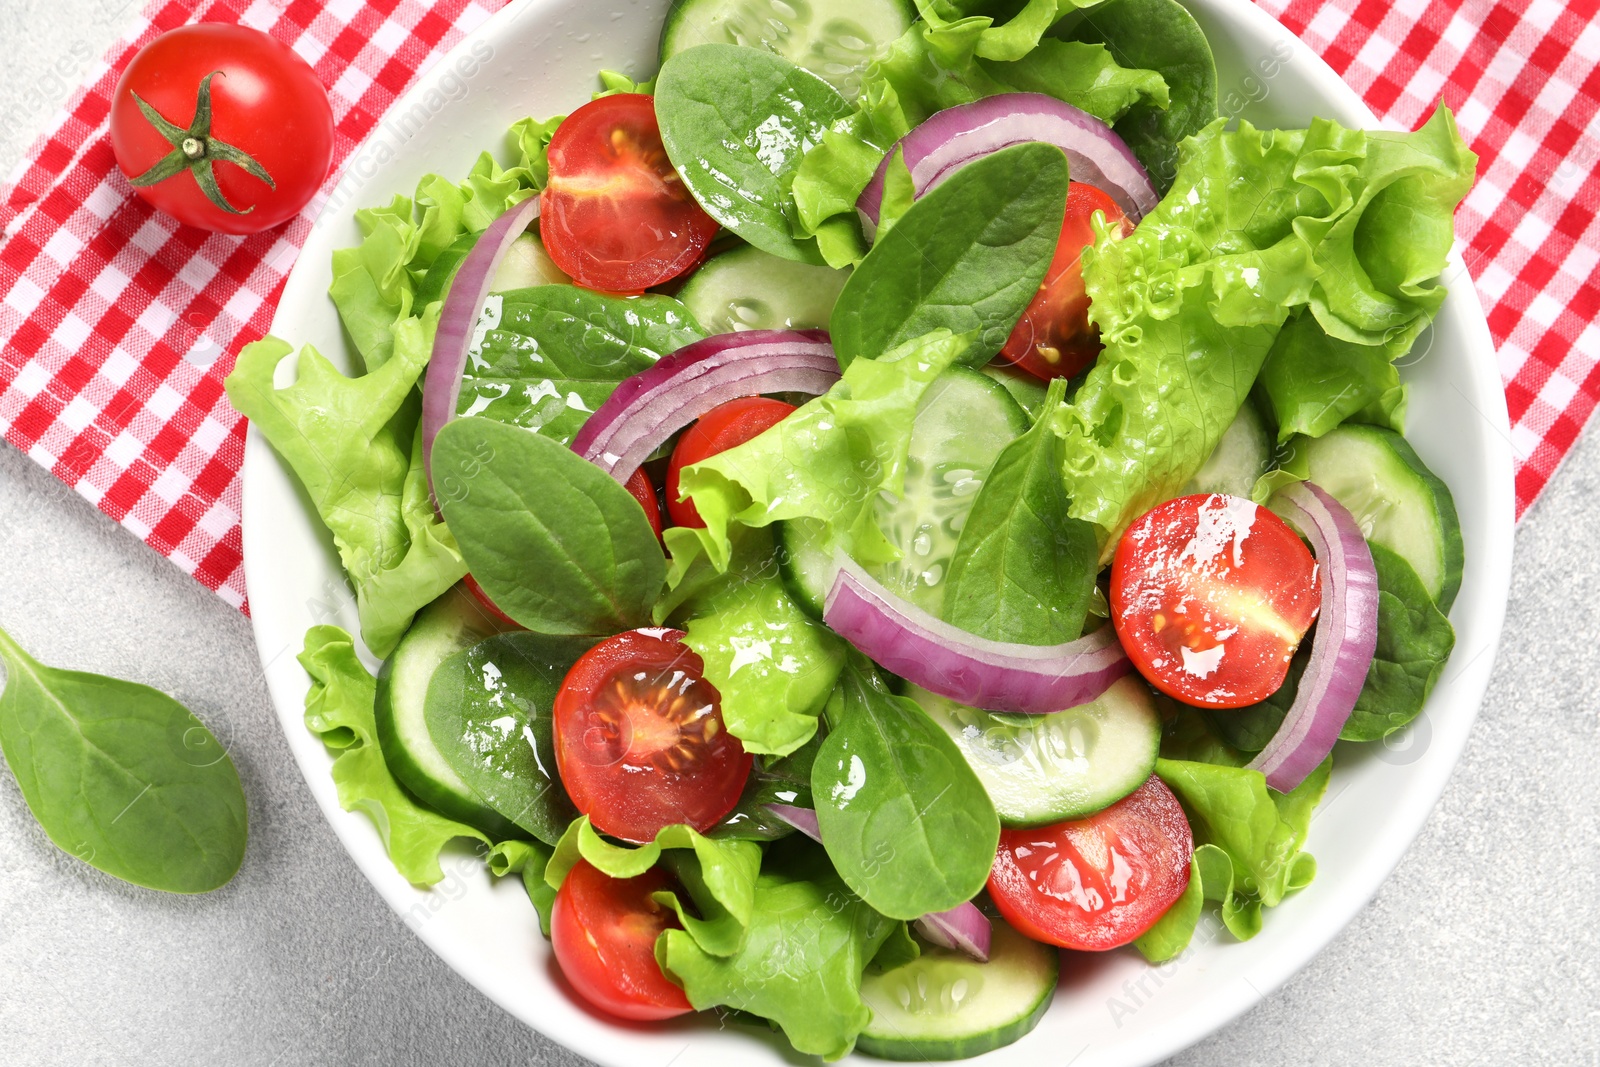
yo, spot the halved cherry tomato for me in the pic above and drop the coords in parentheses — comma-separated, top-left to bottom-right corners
(1111, 493, 1321, 708)
(539, 94, 719, 292)
(550, 858, 692, 1021)
(624, 466, 664, 538)
(553, 628, 751, 842)
(998, 182, 1130, 381)
(666, 397, 797, 528)
(987, 777, 1193, 951)
(464, 468, 660, 623)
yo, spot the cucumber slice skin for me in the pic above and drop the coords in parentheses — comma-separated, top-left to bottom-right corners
(909, 675, 1161, 827)
(856, 920, 1058, 1061)
(676, 244, 848, 335)
(1186, 401, 1270, 498)
(373, 587, 520, 838)
(1286, 424, 1463, 612)
(659, 0, 918, 98)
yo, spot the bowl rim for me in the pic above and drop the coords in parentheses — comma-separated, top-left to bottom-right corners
(243, 1, 1515, 1064)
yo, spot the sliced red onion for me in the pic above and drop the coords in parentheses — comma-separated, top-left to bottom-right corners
(823, 558, 1131, 715)
(766, 804, 991, 962)
(422, 195, 540, 491)
(571, 331, 840, 483)
(914, 906, 992, 962)
(1247, 482, 1381, 793)
(857, 93, 1159, 240)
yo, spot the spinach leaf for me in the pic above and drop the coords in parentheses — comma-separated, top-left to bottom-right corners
(1343, 544, 1456, 741)
(1209, 545, 1456, 748)
(301, 626, 486, 885)
(656, 44, 854, 263)
(1254, 308, 1406, 442)
(942, 378, 1099, 644)
(433, 417, 666, 635)
(1065, 0, 1219, 191)
(458, 286, 705, 447)
(811, 657, 999, 920)
(657, 836, 902, 1060)
(829, 142, 1068, 368)
(0, 626, 247, 894)
(711, 730, 825, 841)
(424, 631, 587, 845)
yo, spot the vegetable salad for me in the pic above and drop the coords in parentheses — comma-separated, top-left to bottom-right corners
(226, 0, 1474, 1059)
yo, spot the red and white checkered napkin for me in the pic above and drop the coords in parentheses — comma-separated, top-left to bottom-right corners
(1258, 0, 1600, 515)
(0, 0, 1593, 614)
(0, 0, 501, 611)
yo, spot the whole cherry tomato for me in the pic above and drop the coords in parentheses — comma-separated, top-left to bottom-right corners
(110, 24, 334, 233)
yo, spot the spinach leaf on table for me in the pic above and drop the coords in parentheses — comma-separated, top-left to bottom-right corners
(829, 142, 1068, 368)
(656, 44, 854, 263)
(458, 285, 705, 447)
(1064, 0, 1219, 191)
(424, 631, 589, 846)
(811, 656, 999, 920)
(0, 626, 247, 894)
(942, 377, 1100, 644)
(433, 417, 666, 636)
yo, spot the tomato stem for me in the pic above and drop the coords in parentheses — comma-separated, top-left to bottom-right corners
(126, 72, 276, 216)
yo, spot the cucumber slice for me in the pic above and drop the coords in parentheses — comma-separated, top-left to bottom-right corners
(856, 920, 1058, 1061)
(1186, 401, 1270, 498)
(872, 368, 1028, 616)
(776, 516, 835, 620)
(980, 363, 1050, 423)
(676, 244, 848, 334)
(660, 0, 918, 98)
(373, 587, 519, 837)
(1284, 424, 1463, 611)
(909, 675, 1160, 827)
(775, 369, 1025, 619)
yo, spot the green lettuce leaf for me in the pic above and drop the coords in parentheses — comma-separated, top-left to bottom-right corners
(226, 322, 466, 658)
(545, 815, 763, 957)
(1256, 307, 1407, 440)
(1155, 755, 1329, 941)
(487, 838, 558, 937)
(675, 329, 968, 571)
(299, 626, 485, 884)
(1055, 107, 1476, 553)
(684, 575, 846, 758)
(657, 837, 902, 1060)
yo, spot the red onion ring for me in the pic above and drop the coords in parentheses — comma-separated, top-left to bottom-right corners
(823, 557, 1131, 715)
(857, 93, 1159, 240)
(1247, 482, 1381, 793)
(422, 195, 541, 493)
(571, 330, 841, 483)
(766, 803, 992, 961)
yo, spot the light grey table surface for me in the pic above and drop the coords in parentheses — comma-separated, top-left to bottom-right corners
(1, 2, 1596, 1065)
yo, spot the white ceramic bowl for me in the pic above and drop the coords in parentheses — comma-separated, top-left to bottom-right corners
(244, 2, 1515, 1062)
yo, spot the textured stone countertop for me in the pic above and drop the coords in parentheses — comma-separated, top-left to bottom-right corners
(1, 2, 1596, 1065)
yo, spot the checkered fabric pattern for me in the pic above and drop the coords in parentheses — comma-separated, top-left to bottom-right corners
(1258, 0, 1600, 515)
(0, 0, 1594, 614)
(0, 0, 500, 611)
